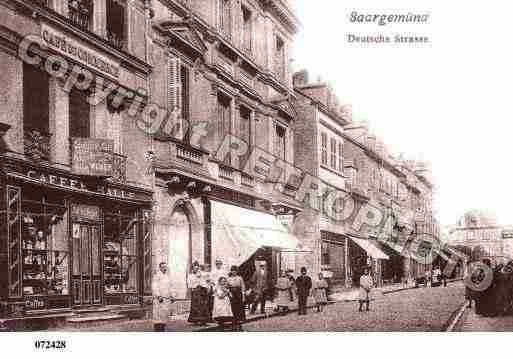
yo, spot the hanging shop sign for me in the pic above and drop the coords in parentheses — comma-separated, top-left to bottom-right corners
(71, 138, 115, 177)
(41, 24, 120, 79)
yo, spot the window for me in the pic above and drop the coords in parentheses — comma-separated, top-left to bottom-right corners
(167, 58, 189, 140)
(274, 123, 286, 161)
(104, 208, 139, 294)
(239, 106, 251, 146)
(238, 106, 251, 168)
(321, 241, 330, 266)
(180, 65, 189, 124)
(338, 141, 344, 172)
(23, 63, 51, 161)
(321, 132, 327, 166)
(106, 0, 126, 49)
(68, 0, 93, 31)
(330, 138, 337, 169)
(69, 88, 90, 138)
(7, 187, 70, 302)
(242, 5, 252, 53)
(218, 93, 232, 164)
(274, 36, 285, 80)
(219, 0, 231, 39)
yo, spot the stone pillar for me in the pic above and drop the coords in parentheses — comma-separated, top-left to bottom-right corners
(49, 78, 70, 166)
(0, 52, 23, 155)
(93, 0, 107, 38)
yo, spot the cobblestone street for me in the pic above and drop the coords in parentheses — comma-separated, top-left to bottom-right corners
(242, 283, 465, 332)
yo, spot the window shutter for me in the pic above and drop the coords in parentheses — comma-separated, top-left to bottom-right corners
(167, 57, 181, 113)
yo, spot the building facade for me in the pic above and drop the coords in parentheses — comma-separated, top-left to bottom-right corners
(146, 0, 304, 313)
(0, 0, 156, 325)
(292, 70, 442, 290)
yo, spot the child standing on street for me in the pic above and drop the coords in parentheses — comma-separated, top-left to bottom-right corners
(313, 272, 329, 312)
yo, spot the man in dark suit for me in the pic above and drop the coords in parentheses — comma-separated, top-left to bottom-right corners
(295, 267, 312, 315)
(250, 263, 269, 314)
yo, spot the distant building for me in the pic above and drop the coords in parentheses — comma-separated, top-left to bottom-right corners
(447, 210, 510, 264)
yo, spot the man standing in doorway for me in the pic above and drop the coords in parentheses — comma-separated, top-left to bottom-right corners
(296, 267, 312, 315)
(250, 262, 269, 314)
(152, 262, 174, 332)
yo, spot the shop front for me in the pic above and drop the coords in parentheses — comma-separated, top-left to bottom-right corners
(0, 156, 153, 322)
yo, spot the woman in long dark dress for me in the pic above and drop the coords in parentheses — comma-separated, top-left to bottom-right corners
(227, 265, 246, 331)
(187, 261, 210, 325)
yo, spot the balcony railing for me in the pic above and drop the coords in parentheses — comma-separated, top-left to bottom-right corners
(68, 0, 92, 31)
(111, 153, 127, 183)
(107, 32, 125, 51)
(219, 165, 234, 182)
(24, 129, 51, 162)
(241, 173, 254, 188)
(176, 145, 203, 165)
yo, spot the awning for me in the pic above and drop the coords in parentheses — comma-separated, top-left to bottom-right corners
(349, 236, 389, 260)
(210, 200, 300, 266)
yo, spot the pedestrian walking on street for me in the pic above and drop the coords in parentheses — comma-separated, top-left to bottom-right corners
(227, 265, 246, 330)
(152, 262, 175, 332)
(187, 261, 210, 326)
(358, 267, 374, 312)
(313, 272, 328, 312)
(275, 270, 293, 313)
(296, 267, 312, 315)
(250, 262, 270, 314)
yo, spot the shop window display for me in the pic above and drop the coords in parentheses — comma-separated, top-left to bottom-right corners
(19, 189, 69, 298)
(104, 209, 139, 294)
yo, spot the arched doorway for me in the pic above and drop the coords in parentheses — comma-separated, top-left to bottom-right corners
(168, 207, 191, 299)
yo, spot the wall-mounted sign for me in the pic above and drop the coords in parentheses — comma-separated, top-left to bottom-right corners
(71, 138, 114, 177)
(41, 24, 120, 79)
(71, 204, 101, 222)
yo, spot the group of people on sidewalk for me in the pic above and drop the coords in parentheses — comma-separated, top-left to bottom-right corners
(152, 259, 331, 331)
(466, 259, 513, 317)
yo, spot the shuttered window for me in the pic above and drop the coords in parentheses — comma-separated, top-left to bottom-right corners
(69, 88, 90, 138)
(167, 57, 189, 139)
(338, 141, 344, 172)
(321, 132, 327, 166)
(330, 138, 337, 169)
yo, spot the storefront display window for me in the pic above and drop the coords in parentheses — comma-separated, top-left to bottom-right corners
(10, 187, 70, 299)
(104, 209, 139, 294)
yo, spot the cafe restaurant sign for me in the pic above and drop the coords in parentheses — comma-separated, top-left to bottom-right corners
(41, 24, 120, 79)
(71, 138, 114, 177)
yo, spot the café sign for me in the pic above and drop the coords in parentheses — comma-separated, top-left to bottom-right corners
(41, 24, 120, 79)
(71, 138, 114, 177)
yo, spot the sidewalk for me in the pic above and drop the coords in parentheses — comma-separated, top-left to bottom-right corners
(458, 308, 513, 331)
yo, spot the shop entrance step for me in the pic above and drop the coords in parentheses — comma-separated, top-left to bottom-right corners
(66, 313, 127, 329)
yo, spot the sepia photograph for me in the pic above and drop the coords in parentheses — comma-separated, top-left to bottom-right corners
(1, 0, 513, 354)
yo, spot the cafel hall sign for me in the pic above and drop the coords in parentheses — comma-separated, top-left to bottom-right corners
(23, 169, 139, 201)
(41, 24, 120, 79)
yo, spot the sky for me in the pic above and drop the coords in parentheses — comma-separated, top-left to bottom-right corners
(291, 0, 513, 227)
